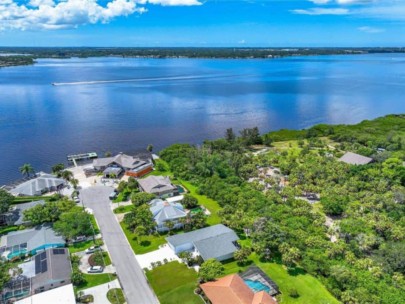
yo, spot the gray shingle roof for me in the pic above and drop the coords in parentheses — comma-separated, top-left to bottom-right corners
(6, 200, 45, 225)
(339, 152, 373, 165)
(10, 173, 65, 196)
(32, 248, 71, 291)
(166, 224, 238, 248)
(93, 153, 149, 170)
(149, 199, 186, 225)
(194, 233, 239, 260)
(1, 225, 65, 252)
(138, 176, 177, 194)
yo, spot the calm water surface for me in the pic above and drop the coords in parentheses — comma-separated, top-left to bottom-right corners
(1, 54, 405, 184)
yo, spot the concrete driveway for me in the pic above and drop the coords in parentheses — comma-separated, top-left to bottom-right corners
(82, 279, 121, 304)
(80, 186, 159, 304)
(137, 244, 181, 269)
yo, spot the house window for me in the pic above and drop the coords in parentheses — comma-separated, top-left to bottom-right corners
(60, 281, 65, 284)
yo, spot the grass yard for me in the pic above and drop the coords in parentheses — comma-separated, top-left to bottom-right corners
(68, 239, 103, 254)
(180, 180, 222, 226)
(89, 214, 100, 234)
(107, 288, 126, 304)
(76, 273, 115, 291)
(113, 205, 133, 214)
(0, 225, 18, 236)
(120, 221, 166, 254)
(146, 261, 202, 304)
(223, 254, 339, 304)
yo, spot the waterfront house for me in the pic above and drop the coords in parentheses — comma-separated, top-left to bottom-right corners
(166, 224, 239, 261)
(9, 173, 65, 196)
(0, 225, 65, 260)
(149, 198, 187, 232)
(200, 274, 277, 304)
(138, 175, 178, 197)
(339, 152, 373, 165)
(91, 152, 153, 178)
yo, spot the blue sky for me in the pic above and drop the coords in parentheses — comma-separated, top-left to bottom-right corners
(0, 0, 404, 47)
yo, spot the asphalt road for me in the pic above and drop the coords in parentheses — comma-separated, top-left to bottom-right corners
(81, 186, 159, 304)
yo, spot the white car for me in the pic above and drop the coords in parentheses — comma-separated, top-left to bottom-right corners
(85, 246, 100, 254)
(87, 266, 104, 273)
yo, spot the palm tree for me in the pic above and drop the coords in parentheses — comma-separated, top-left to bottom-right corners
(19, 163, 35, 177)
(71, 178, 79, 189)
(61, 170, 74, 181)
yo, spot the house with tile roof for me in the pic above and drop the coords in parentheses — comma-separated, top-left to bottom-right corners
(149, 198, 187, 232)
(200, 274, 277, 304)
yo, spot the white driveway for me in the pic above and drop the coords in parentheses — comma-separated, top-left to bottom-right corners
(136, 244, 181, 269)
(81, 279, 121, 304)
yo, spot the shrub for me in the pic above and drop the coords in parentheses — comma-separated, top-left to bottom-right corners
(71, 270, 85, 285)
(88, 252, 105, 267)
(289, 288, 300, 298)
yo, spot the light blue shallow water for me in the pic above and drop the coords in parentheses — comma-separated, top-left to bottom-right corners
(244, 279, 272, 293)
(1, 54, 405, 184)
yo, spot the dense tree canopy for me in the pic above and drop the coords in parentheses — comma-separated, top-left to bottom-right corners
(53, 210, 93, 240)
(159, 115, 405, 303)
(0, 189, 13, 214)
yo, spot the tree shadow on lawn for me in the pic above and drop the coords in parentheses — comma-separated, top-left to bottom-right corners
(287, 266, 306, 277)
(140, 240, 151, 247)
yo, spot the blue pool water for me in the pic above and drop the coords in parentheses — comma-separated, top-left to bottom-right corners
(244, 279, 271, 293)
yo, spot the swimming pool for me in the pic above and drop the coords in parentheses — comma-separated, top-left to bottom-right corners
(244, 279, 271, 293)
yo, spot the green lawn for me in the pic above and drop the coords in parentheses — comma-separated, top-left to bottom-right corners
(107, 288, 126, 304)
(76, 273, 115, 291)
(113, 205, 133, 214)
(68, 239, 103, 254)
(120, 221, 166, 254)
(223, 254, 339, 304)
(180, 180, 222, 226)
(146, 261, 202, 304)
(0, 226, 18, 236)
(113, 188, 131, 203)
(89, 214, 100, 234)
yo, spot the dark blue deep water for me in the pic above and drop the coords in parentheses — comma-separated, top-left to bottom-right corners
(1, 54, 405, 184)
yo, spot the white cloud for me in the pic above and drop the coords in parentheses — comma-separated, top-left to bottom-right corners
(358, 26, 385, 33)
(146, 0, 201, 6)
(292, 8, 349, 15)
(0, 0, 202, 31)
(309, 0, 331, 4)
(238, 39, 246, 44)
(336, 0, 374, 4)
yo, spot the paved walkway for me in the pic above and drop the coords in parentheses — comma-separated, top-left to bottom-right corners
(136, 244, 181, 269)
(81, 186, 159, 304)
(82, 279, 121, 304)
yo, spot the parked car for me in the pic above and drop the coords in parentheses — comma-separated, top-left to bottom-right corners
(72, 235, 87, 243)
(85, 246, 101, 254)
(109, 192, 118, 200)
(87, 266, 104, 273)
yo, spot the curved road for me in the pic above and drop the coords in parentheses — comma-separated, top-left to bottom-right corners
(80, 186, 159, 304)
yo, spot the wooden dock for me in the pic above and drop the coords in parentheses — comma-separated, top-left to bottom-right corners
(67, 152, 98, 162)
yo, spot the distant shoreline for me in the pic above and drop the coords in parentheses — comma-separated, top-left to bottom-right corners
(1, 46, 405, 68)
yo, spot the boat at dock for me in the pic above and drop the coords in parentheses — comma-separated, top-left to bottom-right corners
(67, 152, 98, 162)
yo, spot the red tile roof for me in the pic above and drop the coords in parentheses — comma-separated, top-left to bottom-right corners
(200, 274, 277, 304)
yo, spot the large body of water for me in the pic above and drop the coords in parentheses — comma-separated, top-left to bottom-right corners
(1, 54, 405, 185)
